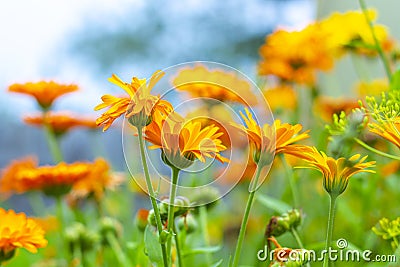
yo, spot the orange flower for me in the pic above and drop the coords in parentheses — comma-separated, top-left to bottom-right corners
(369, 117, 400, 148)
(68, 158, 124, 203)
(173, 65, 256, 105)
(355, 79, 389, 97)
(313, 97, 360, 122)
(258, 24, 333, 85)
(24, 112, 97, 136)
(0, 208, 47, 262)
(299, 147, 375, 195)
(231, 108, 310, 164)
(8, 81, 78, 109)
(95, 71, 173, 131)
(0, 157, 92, 197)
(144, 111, 229, 169)
(263, 85, 297, 112)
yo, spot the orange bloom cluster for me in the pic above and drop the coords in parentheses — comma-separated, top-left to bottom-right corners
(8, 81, 78, 109)
(24, 112, 97, 136)
(0, 208, 47, 257)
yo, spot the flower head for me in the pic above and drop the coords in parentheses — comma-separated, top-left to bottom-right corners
(8, 81, 78, 109)
(173, 65, 256, 105)
(0, 208, 47, 262)
(299, 147, 375, 196)
(313, 97, 359, 122)
(369, 117, 400, 149)
(24, 112, 97, 136)
(144, 111, 229, 169)
(263, 85, 297, 112)
(95, 71, 173, 131)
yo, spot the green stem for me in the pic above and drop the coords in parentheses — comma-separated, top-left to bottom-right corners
(359, 0, 392, 81)
(323, 194, 338, 267)
(231, 165, 263, 267)
(199, 206, 212, 265)
(106, 232, 131, 267)
(280, 154, 299, 207)
(56, 196, 66, 256)
(354, 138, 400, 160)
(72, 243, 83, 267)
(290, 228, 304, 249)
(137, 129, 169, 267)
(166, 167, 180, 265)
(42, 112, 64, 163)
(173, 224, 184, 267)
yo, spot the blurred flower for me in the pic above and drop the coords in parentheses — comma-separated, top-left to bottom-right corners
(231, 108, 310, 164)
(372, 217, 400, 250)
(0, 157, 92, 197)
(258, 24, 333, 85)
(95, 71, 173, 131)
(313, 96, 359, 122)
(380, 160, 400, 177)
(173, 64, 256, 105)
(0, 208, 47, 263)
(135, 209, 149, 231)
(267, 237, 310, 267)
(355, 79, 389, 97)
(369, 117, 400, 149)
(144, 111, 229, 169)
(8, 81, 78, 110)
(24, 112, 97, 136)
(263, 85, 297, 112)
(68, 158, 124, 204)
(320, 10, 392, 56)
(299, 147, 375, 196)
(32, 216, 59, 233)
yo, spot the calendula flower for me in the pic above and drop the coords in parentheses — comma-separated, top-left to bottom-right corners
(144, 111, 229, 169)
(0, 157, 92, 197)
(263, 85, 297, 112)
(258, 24, 333, 85)
(313, 96, 359, 122)
(231, 108, 310, 164)
(24, 112, 97, 136)
(300, 147, 375, 195)
(68, 158, 124, 204)
(369, 117, 400, 148)
(8, 81, 78, 109)
(95, 70, 173, 131)
(0, 208, 47, 263)
(355, 79, 389, 97)
(173, 65, 256, 105)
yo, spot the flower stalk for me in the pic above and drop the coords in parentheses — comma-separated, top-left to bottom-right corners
(166, 166, 180, 265)
(323, 194, 338, 267)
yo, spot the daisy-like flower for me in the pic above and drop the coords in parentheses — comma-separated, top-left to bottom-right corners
(173, 65, 256, 105)
(23, 112, 97, 136)
(95, 70, 173, 131)
(0, 208, 47, 263)
(369, 117, 400, 148)
(300, 147, 375, 195)
(313, 96, 360, 122)
(0, 157, 93, 197)
(143, 111, 229, 169)
(231, 108, 311, 165)
(263, 85, 297, 112)
(8, 81, 78, 110)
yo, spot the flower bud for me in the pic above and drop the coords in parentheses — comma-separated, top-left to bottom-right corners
(265, 209, 303, 238)
(99, 217, 122, 246)
(176, 214, 198, 234)
(135, 209, 149, 231)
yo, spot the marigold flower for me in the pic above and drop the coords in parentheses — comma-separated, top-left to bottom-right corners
(0, 208, 47, 262)
(95, 71, 173, 131)
(143, 111, 229, 169)
(300, 147, 375, 195)
(258, 24, 333, 85)
(8, 81, 78, 109)
(369, 117, 400, 148)
(231, 108, 310, 164)
(173, 65, 256, 105)
(263, 85, 297, 112)
(313, 96, 360, 122)
(355, 79, 389, 97)
(24, 112, 97, 136)
(0, 157, 92, 197)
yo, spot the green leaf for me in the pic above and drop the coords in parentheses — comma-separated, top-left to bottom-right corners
(144, 225, 164, 266)
(256, 194, 292, 214)
(390, 69, 400, 91)
(182, 246, 221, 256)
(210, 259, 224, 267)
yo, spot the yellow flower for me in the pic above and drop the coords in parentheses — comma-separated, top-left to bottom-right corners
(0, 208, 47, 262)
(355, 79, 389, 97)
(95, 71, 173, 131)
(23, 112, 97, 136)
(0, 158, 93, 197)
(144, 111, 229, 169)
(231, 108, 310, 164)
(320, 10, 391, 56)
(263, 85, 297, 112)
(313, 96, 360, 122)
(300, 147, 375, 195)
(8, 81, 78, 109)
(173, 65, 256, 105)
(258, 24, 333, 85)
(369, 117, 400, 148)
